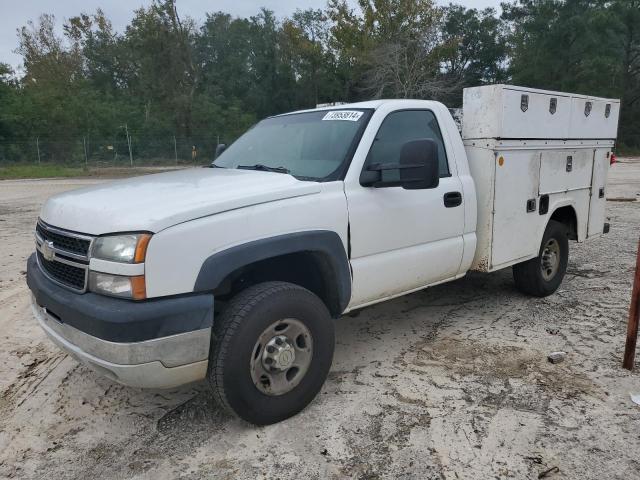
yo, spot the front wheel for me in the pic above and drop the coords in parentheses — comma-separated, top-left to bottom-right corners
(513, 220, 569, 297)
(208, 281, 335, 425)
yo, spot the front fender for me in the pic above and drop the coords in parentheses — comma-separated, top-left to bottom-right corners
(193, 230, 352, 313)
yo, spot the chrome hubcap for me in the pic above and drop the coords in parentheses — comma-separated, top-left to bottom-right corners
(250, 318, 313, 396)
(263, 335, 296, 371)
(541, 238, 560, 281)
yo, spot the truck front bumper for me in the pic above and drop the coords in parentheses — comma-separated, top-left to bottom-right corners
(27, 254, 214, 389)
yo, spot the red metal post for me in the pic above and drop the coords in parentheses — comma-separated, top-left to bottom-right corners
(623, 237, 640, 370)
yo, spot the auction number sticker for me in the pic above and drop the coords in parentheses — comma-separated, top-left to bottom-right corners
(322, 110, 363, 121)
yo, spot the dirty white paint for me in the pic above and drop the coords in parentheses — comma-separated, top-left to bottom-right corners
(463, 83, 617, 273)
(466, 140, 614, 271)
(462, 85, 620, 140)
(539, 149, 593, 194)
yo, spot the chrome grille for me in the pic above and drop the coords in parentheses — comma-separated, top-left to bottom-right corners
(35, 220, 93, 293)
(37, 251, 86, 290)
(36, 221, 91, 256)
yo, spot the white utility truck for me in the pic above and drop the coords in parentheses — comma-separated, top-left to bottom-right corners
(27, 85, 619, 424)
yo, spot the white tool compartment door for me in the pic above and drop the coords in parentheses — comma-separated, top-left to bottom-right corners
(539, 149, 593, 195)
(587, 149, 609, 237)
(491, 150, 541, 267)
(501, 88, 572, 139)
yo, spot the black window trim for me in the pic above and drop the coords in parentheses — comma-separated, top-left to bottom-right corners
(322, 108, 375, 182)
(359, 108, 452, 186)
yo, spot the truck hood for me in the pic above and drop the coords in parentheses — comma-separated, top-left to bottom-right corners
(40, 168, 322, 235)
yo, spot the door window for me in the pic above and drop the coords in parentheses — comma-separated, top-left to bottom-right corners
(365, 110, 449, 182)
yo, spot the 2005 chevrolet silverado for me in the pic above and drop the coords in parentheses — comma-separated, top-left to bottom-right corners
(27, 85, 619, 424)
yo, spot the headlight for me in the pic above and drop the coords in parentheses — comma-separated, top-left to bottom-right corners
(89, 272, 146, 300)
(92, 233, 151, 263)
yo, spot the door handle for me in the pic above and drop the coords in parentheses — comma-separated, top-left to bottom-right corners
(443, 191, 462, 208)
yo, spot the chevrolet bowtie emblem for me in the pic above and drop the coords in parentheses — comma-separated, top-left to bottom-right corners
(41, 240, 55, 261)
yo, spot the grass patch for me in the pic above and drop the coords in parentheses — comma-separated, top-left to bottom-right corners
(0, 163, 187, 180)
(0, 164, 85, 180)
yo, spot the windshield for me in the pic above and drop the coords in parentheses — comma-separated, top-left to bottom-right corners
(213, 109, 372, 181)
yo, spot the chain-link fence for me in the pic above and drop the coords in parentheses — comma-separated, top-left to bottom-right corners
(0, 135, 226, 169)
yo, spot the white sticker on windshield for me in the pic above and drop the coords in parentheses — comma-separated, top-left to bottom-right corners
(322, 110, 363, 122)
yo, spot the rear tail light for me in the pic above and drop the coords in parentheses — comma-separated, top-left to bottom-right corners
(610, 153, 617, 166)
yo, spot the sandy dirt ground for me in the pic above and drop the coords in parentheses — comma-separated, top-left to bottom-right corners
(1, 161, 639, 480)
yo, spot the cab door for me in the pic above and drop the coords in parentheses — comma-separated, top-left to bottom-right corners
(344, 109, 465, 307)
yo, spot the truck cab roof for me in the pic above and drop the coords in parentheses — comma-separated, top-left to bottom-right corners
(282, 99, 447, 116)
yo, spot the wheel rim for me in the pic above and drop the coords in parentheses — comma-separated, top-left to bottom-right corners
(250, 318, 313, 396)
(541, 238, 561, 281)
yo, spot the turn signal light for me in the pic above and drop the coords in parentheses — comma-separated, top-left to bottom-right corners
(134, 234, 152, 263)
(130, 275, 147, 300)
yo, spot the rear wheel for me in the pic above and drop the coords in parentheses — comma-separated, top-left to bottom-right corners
(208, 281, 334, 425)
(513, 220, 569, 297)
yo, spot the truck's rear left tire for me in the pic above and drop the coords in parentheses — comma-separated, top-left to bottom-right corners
(208, 281, 335, 425)
(513, 220, 569, 297)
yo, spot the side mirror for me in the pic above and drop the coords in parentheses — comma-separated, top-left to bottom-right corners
(215, 143, 227, 159)
(360, 139, 440, 190)
(399, 139, 439, 190)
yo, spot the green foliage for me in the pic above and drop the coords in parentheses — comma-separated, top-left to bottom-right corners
(503, 0, 640, 147)
(0, 0, 638, 160)
(503, 0, 615, 93)
(0, 63, 18, 142)
(437, 5, 508, 105)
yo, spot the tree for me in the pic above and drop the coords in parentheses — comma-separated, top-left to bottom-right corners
(123, 0, 198, 137)
(609, 0, 640, 147)
(197, 13, 253, 107)
(326, 0, 370, 100)
(282, 9, 338, 106)
(328, 0, 450, 99)
(0, 64, 17, 142)
(1, 0, 638, 165)
(16, 14, 89, 160)
(437, 4, 507, 105)
(244, 9, 296, 117)
(502, 0, 616, 92)
(503, 0, 640, 147)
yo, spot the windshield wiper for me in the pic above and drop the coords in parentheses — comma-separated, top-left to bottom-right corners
(208, 163, 225, 168)
(237, 164, 290, 174)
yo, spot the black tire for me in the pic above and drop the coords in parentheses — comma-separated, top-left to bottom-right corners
(513, 220, 569, 297)
(208, 281, 335, 425)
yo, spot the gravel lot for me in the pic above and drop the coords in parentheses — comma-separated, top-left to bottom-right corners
(1, 160, 639, 479)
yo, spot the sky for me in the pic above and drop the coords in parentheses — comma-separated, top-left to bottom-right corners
(0, 0, 503, 71)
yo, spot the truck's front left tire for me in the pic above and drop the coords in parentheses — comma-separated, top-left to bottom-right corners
(208, 281, 335, 425)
